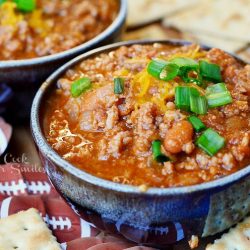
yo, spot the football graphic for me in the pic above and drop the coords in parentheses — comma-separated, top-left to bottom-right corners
(0, 163, 159, 249)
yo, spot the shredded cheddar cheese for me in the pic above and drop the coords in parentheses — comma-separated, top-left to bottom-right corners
(116, 46, 208, 113)
(130, 69, 177, 112)
(114, 68, 130, 77)
(29, 9, 50, 37)
(0, 2, 23, 27)
(136, 70, 151, 97)
(126, 46, 208, 112)
(0, 2, 50, 37)
(162, 45, 207, 61)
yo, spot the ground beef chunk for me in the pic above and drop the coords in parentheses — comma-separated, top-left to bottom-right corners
(79, 109, 106, 131)
(176, 157, 199, 171)
(221, 100, 249, 117)
(107, 131, 132, 158)
(123, 59, 148, 73)
(118, 96, 135, 116)
(129, 103, 157, 155)
(57, 78, 72, 92)
(231, 132, 250, 161)
(80, 83, 117, 111)
(98, 131, 132, 159)
(64, 98, 81, 122)
(234, 65, 250, 94)
(105, 105, 119, 130)
(74, 83, 117, 131)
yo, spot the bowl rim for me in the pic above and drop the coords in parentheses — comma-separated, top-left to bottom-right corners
(31, 39, 250, 196)
(0, 0, 127, 68)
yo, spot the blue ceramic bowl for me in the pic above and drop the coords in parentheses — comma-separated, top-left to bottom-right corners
(0, 0, 127, 123)
(31, 40, 250, 247)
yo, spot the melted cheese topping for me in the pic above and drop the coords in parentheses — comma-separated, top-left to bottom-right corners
(0, 2, 50, 36)
(0, 2, 23, 27)
(29, 9, 51, 36)
(128, 46, 207, 112)
(131, 69, 177, 112)
(164, 45, 207, 60)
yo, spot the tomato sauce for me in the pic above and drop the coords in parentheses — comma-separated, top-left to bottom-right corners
(43, 44, 250, 188)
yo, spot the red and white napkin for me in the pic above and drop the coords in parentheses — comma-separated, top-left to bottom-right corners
(0, 117, 155, 249)
(0, 163, 156, 250)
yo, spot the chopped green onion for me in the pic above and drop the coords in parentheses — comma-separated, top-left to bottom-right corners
(206, 82, 227, 94)
(175, 86, 191, 112)
(207, 92, 233, 108)
(170, 57, 199, 70)
(188, 116, 206, 132)
(190, 78, 204, 87)
(114, 77, 124, 94)
(171, 57, 202, 86)
(152, 140, 170, 163)
(190, 89, 208, 115)
(196, 128, 225, 156)
(14, 0, 36, 12)
(175, 86, 207, 114)
(147, 59, 167, 78)
(206, 83, 232, 108)
(199, 60, 222, 82)
(159, 63, 179, 81)
(189, 86, 200, 97)
(71, 77, 92, 98)
(147, 59, 179, 81)
(0, 0, 6, 5)
(179, 67, 203, 86)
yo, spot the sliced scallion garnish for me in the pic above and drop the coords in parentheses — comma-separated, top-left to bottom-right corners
(147, 59, 167, 78)
(179, 68, 203, 86)
(175, 86, 207, 115)
(199, 60, 222, 82)
(190, 88, 208, 115)
(152, 140, 170, 163)
(170, 57, 199, 70)
(71, 77, 92, 98)
(147, 59, 179, 81)
(14, 0, 36, 12)
(188, 116, 206, 132)
(114, 77, 124, 94)
(207, 92, 233, 108)
(175, 86, 191, 112)
(159, 63, 179, 81)
(206, 82, 227, 93)
(206, 83, 232, 108)
(171, 57, 201, 85)
(196, 128, 225, 156)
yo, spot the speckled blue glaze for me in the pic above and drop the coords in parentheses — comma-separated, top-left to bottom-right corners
(31, 40, 250, 247)
(0, 83, 12, 115)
